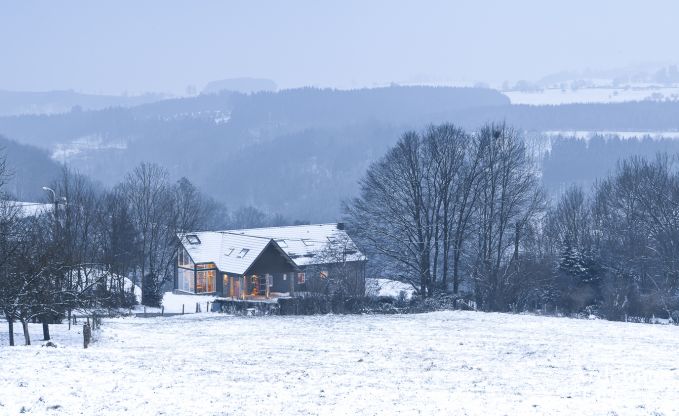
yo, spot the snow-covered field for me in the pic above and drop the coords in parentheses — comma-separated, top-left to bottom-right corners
(1, 311, 678, 415)
(505, 86, 679, 105)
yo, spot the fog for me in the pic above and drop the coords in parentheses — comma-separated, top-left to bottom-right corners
(2, 0, 678, 94)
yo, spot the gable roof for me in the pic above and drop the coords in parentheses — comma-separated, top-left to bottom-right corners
(178, 224, 366, 273)
(178, 232, 296, 275)
(225, 223, 366, 266)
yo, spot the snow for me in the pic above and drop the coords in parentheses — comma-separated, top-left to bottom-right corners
(505, 86, 679, 105)
(160, 291, 217, 313)
(1, 311, 678, 415)
(543, 130, 679, 140)
(7, 201, 52, 217)
(366, 278, 415, 300)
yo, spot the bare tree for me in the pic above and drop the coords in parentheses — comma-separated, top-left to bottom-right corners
(470, 123, 545, 310)
(123, 163, 173, 306)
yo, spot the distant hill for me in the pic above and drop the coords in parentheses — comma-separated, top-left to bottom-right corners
(0, 89, 167, 116)
(0, 135, 62, 200)
(201, 78, 277, 95)
(3, 85, 679, 221)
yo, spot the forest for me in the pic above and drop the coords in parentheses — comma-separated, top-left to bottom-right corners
(347, 123, 679, 321)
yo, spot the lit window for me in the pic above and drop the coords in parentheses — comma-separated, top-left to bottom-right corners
(320, 270, 328, 279)
(196, 269, 216, 293)
(276, 239, 288, 248)
(186, 234, 201, 245)
(237, 248, 249, 258)
(297, 272, 305, 284)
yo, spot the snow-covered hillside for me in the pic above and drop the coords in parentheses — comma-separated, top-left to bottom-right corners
(1, 311, 677, 415)
(505, 85, 679, 105)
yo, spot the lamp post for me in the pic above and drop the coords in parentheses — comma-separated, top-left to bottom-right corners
(41, 186, 66, 230)
(40, 186, 66, 341)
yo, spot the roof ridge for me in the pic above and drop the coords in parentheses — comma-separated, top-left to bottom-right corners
(218, 231, 273, 240)
(222, 223, 338, 233)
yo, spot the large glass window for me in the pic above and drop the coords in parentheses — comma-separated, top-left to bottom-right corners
(179, 268, 194, 292)
(178, 248, 194, 268)
(196, 269, 216, 293)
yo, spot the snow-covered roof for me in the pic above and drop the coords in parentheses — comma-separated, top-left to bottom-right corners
(225, 223, 366, 266)
(5, 201, 52, 218)
(178, 232, 289, 275)
(178, 223, 365, 274)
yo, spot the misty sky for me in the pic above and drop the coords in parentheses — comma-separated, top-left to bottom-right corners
(2, 0, 678, 95)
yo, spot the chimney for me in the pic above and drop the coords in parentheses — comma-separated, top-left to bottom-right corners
(336, 222, 345, 230)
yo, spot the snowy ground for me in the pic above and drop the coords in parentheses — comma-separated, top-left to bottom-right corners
(1, 311, 678, 415)
(366, 278, 415, 300)
(504, 86, 679, 105)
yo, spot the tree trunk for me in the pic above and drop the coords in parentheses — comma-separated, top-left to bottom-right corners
(42, 317, 50, 341)
(21, 320, 30, 345)
(7, 315, 14, 346)
(452, 242, 461, 294)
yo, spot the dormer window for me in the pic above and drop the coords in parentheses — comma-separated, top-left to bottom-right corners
(237, 248, 249, 258)
(186, 234, 201, 245)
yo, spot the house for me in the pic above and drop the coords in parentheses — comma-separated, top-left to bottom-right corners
(175, 223, 367, 300)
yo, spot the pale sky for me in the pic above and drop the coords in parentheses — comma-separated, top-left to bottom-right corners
(1, 0, 678, 95)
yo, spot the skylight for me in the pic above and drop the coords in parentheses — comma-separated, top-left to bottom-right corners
(301, 238, 313, 246)
(237, 248, 249, 258)
(276, 239, 288, 248)
(224, 248, 234, 256)
(186, 234, 201, 245)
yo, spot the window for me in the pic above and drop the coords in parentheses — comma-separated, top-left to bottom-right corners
(179, 268, 194, 292)
(297, 272, 305, 284)
(301, 239, 313, 246)
(320, 270, 328, 279)
(196, 269, 216, 293)
(224, 248, 234, 256)
(276, 239, 288, 248)
(178, 248, 194, 268)
(196, 263, 216, 270)
(237, 248, 249, 258)
(327, 236, 337, 244)
(186, 234, 201, 245)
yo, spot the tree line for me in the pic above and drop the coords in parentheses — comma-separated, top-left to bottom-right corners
(0, 154, 291, 346)
(347, 122, 679, 322)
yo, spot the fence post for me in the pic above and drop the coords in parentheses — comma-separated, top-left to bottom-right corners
(144, 306, 147, 317)
(196, 302, 201, 313)
(207, 302, 210, 312)
(182, 304, 185, 315)
(161, 306, 164, 316)
(83, 322, 91, 349)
